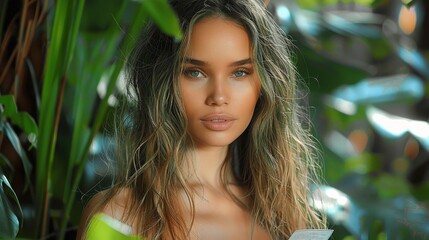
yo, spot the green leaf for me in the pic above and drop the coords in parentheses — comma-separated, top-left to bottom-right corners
(0, 168, 23, 239)
(3, 123, 32, 191)
(370, 0, 385, 7)
(37, 0, 86, 236)
(0, 153, 14, 179)
(363, 37, 391, 60)
(141, 0, 182, 39)
(297, 0, 376, 9)
(323, 103, 367, 130)
(352, 0, 374, 6)
(26, 59, 41, 111)
(0, 95, 38, 146)
(297, 0, 336, 9)
(60, 0, 183, 237)
(80, 0, 129, 32)
(61, 0, 150, 236)
(345, 152, 381, 174)
(343, 236, 358, 240)
(321, 146, 347, 183)
(87, 213, 142, 240)
(402, 0, 417, 8)
(372, 174, 410, 198)
(294, 43, 370, 93)
(410, 182, 429, 201)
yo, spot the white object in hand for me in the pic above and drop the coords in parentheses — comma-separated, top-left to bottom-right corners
(289, 229, 334, 240)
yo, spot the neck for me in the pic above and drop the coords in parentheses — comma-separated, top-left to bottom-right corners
(186, 145, 230, 188)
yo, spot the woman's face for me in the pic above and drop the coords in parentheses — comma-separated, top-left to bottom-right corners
(180, 17, 260, 149)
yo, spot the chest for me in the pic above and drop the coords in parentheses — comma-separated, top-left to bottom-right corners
(185, 193, 270, 240)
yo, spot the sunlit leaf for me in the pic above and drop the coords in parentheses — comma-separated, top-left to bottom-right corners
(87, 213, 142, 240)
(141, 0, 182, 39)
(0, 168, 23, 239)
(297, 0, 337, 9)
(353, 0, 374, 5)
(297, 0, 376, 9)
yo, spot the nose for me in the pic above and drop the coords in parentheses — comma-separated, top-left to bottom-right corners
(205, 79, 228, 106)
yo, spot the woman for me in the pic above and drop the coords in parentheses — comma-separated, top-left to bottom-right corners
(78, 0, 325, 239)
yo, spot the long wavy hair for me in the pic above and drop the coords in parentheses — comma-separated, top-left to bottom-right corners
(97, 0, 325, 239)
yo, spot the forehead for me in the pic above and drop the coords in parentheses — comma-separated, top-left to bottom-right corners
(183, 16, 252, 59)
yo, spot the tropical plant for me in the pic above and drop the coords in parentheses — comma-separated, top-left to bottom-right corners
(0, 0, 181, 238)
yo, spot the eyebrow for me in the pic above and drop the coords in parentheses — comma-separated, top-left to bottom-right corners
(183, 57, 253, 67)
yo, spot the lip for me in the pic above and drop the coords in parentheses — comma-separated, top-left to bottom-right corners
(200, 113, 236, 131)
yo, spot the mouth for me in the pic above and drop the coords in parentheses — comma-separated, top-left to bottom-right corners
(200, 113, 236, 122)
(200, 114, 236, 131)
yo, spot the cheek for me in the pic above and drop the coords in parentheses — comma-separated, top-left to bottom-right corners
(239, 82, 260, 110)
(180, 83, 199, 118)
(245, 96, 259, 119)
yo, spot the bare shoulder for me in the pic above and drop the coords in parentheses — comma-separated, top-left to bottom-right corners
(76, 188, 136, 239)
(100, 187, 133, 218)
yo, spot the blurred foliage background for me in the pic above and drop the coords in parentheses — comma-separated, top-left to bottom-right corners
(271, 0, 429, 239)
(0, 0, 428, 239)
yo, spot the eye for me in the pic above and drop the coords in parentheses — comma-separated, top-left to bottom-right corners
(184, 69, 205, 78)
(232, 69, 249, 78)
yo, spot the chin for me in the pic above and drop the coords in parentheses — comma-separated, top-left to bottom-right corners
(193, 136, 238, 148)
